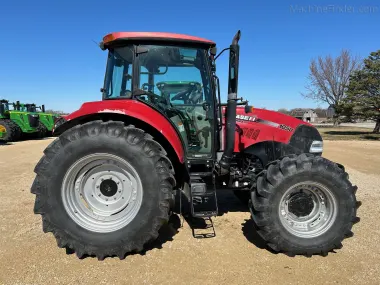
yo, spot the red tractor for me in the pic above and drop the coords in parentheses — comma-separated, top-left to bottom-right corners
(31, 31, 360, 260)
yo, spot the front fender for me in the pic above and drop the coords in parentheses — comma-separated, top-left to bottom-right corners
(54, 99, 185, 163)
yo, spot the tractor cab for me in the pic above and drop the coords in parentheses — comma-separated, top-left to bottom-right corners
(0, 100, 10, 117)
(100, 35, 223, 161)
(14, 102, 37, 113)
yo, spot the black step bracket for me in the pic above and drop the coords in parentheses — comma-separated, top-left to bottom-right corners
(190, 182, 218, 218)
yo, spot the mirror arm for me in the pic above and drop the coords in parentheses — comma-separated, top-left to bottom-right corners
(214, 48, 230, 61)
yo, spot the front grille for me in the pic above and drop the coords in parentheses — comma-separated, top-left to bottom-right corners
(28, 114, 39, 128)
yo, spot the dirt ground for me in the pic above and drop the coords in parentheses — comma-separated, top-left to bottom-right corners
(0, 139, 379, 285)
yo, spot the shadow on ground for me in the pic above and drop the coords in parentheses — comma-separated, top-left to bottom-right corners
(241, 219, 276, 253)
(324, 131, 379, 140)
(326, 130, 373, 136)
(0, 141, 12, 146)
(0, 136, 54, 146)
(216, 190, 249, 215)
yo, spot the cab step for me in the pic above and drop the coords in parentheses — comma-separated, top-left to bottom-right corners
(190, 182, 218, 218)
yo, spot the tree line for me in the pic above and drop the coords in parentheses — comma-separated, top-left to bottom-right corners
(277, 107, 330, 118)
(45, 109, 69, 115)
(299, 49, 379, 133)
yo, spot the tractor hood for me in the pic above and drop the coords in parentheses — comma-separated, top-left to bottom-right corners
(227, 106, 323, 156)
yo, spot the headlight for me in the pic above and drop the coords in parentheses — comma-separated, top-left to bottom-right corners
(309, 140, 323, 153)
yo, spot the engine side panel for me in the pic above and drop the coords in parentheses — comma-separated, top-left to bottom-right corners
(232, 107, 313, 152)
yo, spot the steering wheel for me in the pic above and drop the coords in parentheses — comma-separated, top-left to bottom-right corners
(139, 83, 169, 106)
(171, 85, 200, 104)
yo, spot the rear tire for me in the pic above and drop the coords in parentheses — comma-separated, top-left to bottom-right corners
(0, 119, 21, 142)
(31, 120, 176, 260)
(250, 153, 360, 257)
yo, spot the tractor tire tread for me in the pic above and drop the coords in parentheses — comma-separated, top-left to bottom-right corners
(31, 120, 176, 260)
(250, 154, 360, 257)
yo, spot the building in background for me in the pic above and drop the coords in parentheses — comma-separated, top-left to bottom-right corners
(290, 108, 318, 123)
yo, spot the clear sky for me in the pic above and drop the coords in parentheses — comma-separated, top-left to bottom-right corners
(0, 0, 379, 113)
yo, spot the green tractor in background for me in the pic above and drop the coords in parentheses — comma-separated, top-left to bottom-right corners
(35, 105, 58, 136)
(0, 100, 40, 142)
(13, 101, 49, 138)
(16, 102, 58, 137)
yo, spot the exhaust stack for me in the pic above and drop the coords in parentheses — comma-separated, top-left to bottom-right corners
(219, 30, 241, 173)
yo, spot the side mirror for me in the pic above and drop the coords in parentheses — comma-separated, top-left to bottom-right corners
(210, 47, 217, 56)
(245, 104, 254, 114)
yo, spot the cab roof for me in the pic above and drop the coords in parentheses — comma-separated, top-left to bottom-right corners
(102, 32, 216, 48)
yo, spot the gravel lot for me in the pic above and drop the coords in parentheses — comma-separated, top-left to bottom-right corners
(0, 139, 379, 285)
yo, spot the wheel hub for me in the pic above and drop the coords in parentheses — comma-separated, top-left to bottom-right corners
(100, 179, 118, 197)
(279, 182, 337, 238)
(288, 192, 314, 217)
(0, 125, 6, 133)
(62, 153, 143, 233)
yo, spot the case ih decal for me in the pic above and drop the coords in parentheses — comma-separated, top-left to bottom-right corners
(236, 114, 257, 122)
(236, 114, 293, 132)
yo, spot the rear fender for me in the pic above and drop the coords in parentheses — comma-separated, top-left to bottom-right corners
(54, 100, 185, 163)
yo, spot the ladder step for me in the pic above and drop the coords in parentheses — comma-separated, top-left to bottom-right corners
(192, 210, 217, 218)
(190, 172, 213, 177)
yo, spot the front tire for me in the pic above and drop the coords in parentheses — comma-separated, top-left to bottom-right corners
(31, 120, 175, 260)
(250, 154, 360, 257)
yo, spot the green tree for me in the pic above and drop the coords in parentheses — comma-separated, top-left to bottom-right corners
(345, 50, 380, 133)
(45, 109, 68, 115)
